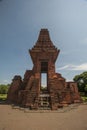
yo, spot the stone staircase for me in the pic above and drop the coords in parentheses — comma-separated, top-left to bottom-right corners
(38, 90, 51, 110)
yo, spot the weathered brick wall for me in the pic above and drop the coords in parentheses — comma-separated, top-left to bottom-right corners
(7, 29, 82, 110)
(7, 75, 22, 104)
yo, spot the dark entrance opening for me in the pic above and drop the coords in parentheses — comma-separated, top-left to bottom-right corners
(41, 62, 48, 73)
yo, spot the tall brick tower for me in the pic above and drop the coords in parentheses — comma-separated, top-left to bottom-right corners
(29, 29, 60, 91)
(7, 29, 81, 110)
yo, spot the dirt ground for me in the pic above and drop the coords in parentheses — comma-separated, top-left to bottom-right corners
(0, 104, 87, 130)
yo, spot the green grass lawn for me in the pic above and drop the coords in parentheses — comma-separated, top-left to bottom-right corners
(0, 94, 7, 100)
(81, 96, 87, 102)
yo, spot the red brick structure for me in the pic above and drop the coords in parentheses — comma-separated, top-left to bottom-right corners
(7, 29, 81, 110)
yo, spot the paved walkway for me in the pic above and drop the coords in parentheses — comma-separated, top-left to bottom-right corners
(0, 103, 87, 130)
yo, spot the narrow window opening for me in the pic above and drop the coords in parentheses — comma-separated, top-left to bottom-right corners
(41, 73, 47, 91)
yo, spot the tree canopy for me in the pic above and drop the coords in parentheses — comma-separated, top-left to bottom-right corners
(0, 84, 10, 94)
(73, 71, 87, 94)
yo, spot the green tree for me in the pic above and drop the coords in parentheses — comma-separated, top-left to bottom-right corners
(73, 71, 87, 95)
(84, 84, 87, 96)
(0, 84, 10, 94)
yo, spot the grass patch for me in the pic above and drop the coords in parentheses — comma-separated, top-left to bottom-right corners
(0, 94, 7, 100)
(80, 92, 87, 102)
(81, 96, 87, 102)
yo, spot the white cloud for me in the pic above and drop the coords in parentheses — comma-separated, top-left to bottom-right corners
(3, 80, 9, 84)
(58, 65, 72, 70)
(58, 63, 87, 71)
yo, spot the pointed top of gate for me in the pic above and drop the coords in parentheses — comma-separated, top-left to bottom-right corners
(36, 29, 53, 46)
(31, 29, 59, 51)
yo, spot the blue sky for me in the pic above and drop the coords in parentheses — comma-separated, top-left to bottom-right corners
(0, 0, 87, 84)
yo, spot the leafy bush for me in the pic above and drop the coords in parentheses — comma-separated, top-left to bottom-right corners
(0, 84, 10, 94)
(81, 96, 87, 102)
(0, 94, 7, 100)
